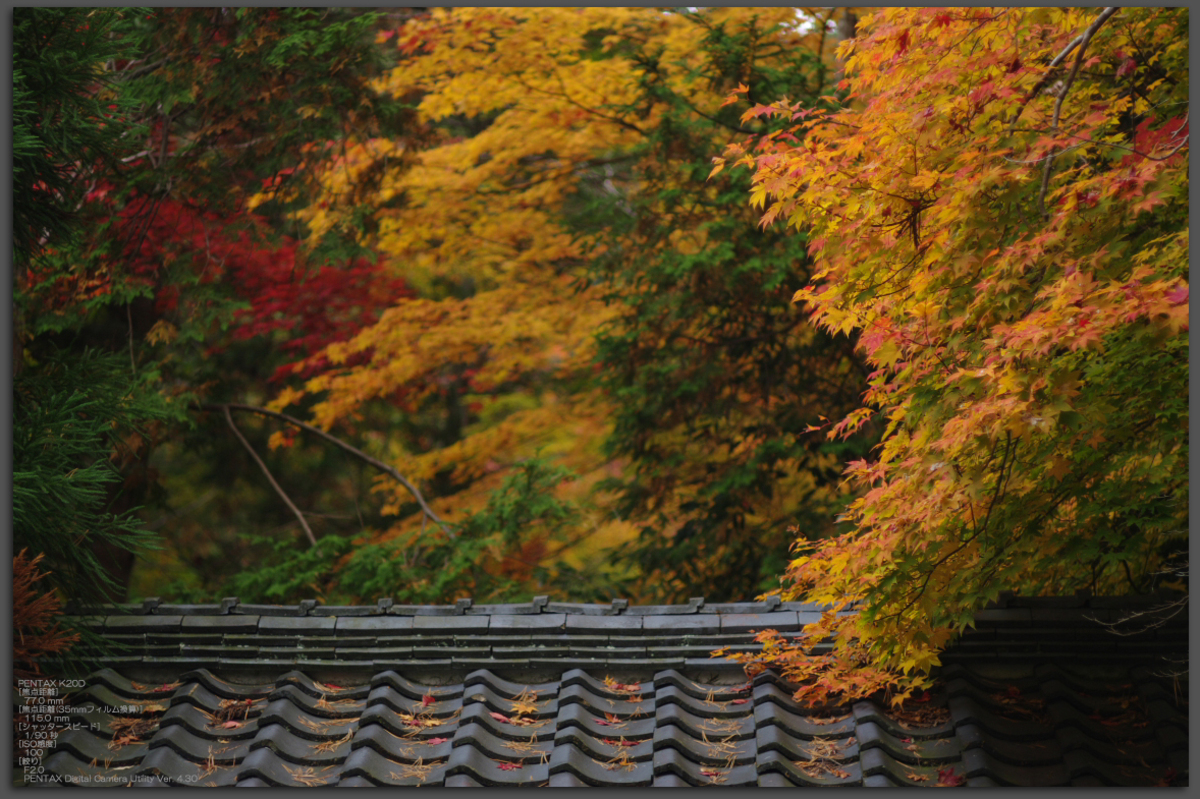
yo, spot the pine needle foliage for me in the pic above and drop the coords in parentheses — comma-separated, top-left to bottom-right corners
(12, 348, 174, 611)
(12, 8, 130, 268)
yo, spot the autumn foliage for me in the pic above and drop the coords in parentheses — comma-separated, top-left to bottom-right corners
(718, 7, 1188, 702)
(13, 8, 1187, 699)
(266, 8, 870, 601)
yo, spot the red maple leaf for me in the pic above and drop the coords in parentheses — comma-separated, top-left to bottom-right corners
(937, 768, 966, 787)
(489, 711, 512, 724)
(421, 694, 436, 707)
(495, 761, 522, 772)
(425, 737, 450, 745)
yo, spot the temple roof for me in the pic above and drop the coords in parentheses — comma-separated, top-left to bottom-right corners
(26, 594, 1188, 787)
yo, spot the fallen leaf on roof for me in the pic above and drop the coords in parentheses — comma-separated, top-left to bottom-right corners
(937, 767, 966, 787)
(593, 748, 637, 772)
(600, 737, 638, 747)
(424, 737, 450, 745)
(222, 721, 241, 729)
(510, 716, 546, 728)
(421, 694, 436, 707)
(906, 771, 931, 782)
(509, 687, 544, 719)
(602, 676, 642, 693)
(731, 698, 750, 705)
(495, 760, 522, 771)
(489, 711, 512, 723)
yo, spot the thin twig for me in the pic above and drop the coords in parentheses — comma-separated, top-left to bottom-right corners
(220, 404, 318, 547)
(120, 150, 153, 164)
(202, 402, 455, 540)
(118, 56, 170, 82)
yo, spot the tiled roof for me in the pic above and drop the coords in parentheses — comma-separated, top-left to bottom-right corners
(28, 595, 1188, 787)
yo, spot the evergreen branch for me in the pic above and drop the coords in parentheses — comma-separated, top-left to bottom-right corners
(220, 403, 318, 548)
(201, 402, 455, 540)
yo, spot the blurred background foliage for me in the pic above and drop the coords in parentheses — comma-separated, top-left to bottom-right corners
(14, 7, 872, 610)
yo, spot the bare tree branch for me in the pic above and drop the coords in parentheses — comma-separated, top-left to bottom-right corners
(1036, 7, 1119, 217)
(219, 404, 317, 548)
(201, 402, 455, 540)
(1007, 8, 1118, 137)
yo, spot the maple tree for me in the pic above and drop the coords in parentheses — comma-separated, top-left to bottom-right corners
(716, 7, 1188, 703)
(261, 8, 872, 602)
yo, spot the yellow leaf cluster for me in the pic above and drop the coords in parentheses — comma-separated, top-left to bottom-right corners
(269, 8, 855, 588)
